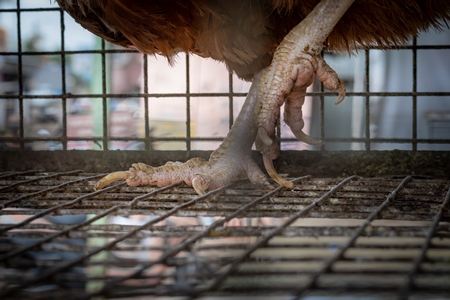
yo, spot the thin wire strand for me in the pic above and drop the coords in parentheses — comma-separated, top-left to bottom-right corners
(365, 49, 371, 150)
(101, 39, 108, 150)
(16, 0, 24, 150)
(59, 8, 68, 150)
(143, 54, 150, 150)
(186, 54, 192, 154)
(412, 37, 418, 152)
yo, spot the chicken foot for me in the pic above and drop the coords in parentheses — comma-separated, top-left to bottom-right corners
(256, 0, 354, 186)
(95, 0, 355, 194)
(95, 71, 270, 195)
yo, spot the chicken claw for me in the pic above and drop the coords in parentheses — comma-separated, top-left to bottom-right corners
(95, 171, 129, 190)
(262, 155, 294, 189)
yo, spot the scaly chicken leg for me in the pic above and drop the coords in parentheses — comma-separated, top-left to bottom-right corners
(256, 0, 354, 188)
(94, 0, 354, 194)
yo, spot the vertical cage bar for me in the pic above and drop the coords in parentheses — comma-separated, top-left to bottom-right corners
(319, 51, 325, 150)
(277, 111, 281, 149)
(412, 37, 418, 151)
(143, 54, 150, 151)
(365, 49, 371, 150)
(228, 71, 234, 129)
(59, 8, 68, 150)
(15, 0, 24, 150)
(101, 39, 108, 150)
(319, 81, 325, 150)
(185, 53, 191, 154)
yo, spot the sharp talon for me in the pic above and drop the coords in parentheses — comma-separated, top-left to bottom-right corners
(263, 155, 294, 189)
(335, 82, 346, 105)
(294, 130, 324, 146)
(192, 175, 210, 195)
(94, 171, 129, 191)
(258, 127, 273, 145)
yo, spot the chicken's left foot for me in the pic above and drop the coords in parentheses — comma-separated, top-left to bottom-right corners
(95, 72, 272, 195)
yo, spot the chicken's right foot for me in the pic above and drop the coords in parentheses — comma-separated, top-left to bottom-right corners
(255, 0, 354, 185)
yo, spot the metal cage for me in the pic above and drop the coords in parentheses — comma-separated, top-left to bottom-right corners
(0, 1, 450, 299)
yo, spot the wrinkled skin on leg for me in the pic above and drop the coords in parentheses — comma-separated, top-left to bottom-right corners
(94, 0, 355, 195)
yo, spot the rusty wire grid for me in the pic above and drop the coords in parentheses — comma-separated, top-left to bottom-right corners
(0, 171, 449, 299)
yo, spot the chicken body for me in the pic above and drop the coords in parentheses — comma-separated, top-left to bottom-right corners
(58, 0, 450, 79)
(57, 0, 450, 194)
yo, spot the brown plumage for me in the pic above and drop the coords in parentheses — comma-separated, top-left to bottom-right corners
(58, 0, 449, 80)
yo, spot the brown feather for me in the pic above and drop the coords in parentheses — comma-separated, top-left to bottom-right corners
(57, 0, 450, 80)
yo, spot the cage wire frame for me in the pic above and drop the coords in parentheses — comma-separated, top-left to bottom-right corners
(1, 3, 450, 154)
(0, 3, 252, 154)
(0, 1, 450, 300)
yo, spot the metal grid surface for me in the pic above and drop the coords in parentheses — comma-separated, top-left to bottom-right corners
(0, 171, 449, 299)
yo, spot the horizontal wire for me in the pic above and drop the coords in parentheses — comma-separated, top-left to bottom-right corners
(2, 91, 450, 100)
(0, 170, 81, 193)
(0, 173, 105, 209)
(1, 45, 449, 56)
(0, 7, 60, 12)
(0, 170, 39, 179)
(1, 137, 450, 145)
(0, 180, 123, 237)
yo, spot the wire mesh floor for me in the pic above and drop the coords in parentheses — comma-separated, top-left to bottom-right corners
(0, 171, 449, 299)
